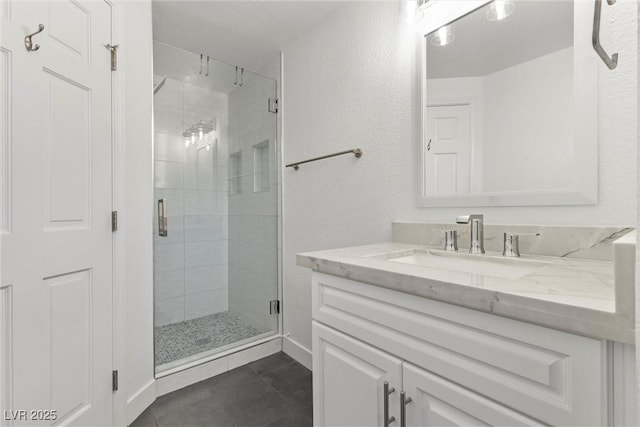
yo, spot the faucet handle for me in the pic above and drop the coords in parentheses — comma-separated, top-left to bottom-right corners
(443, 230, 458, 252)
(503, 233, 520, 257)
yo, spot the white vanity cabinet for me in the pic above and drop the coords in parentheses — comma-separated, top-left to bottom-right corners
(311, 272, 636, 427)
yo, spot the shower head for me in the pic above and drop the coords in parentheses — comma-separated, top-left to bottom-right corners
(153, 75, 168, 96)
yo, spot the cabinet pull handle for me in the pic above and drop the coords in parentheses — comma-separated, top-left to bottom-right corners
(400, 391, 412, 427)
(158, 198, 168, 237)
(384, 381, 396, 426)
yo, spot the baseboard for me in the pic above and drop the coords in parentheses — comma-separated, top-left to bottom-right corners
(126, 379, 156, 426)
(283, 336, 312, 370)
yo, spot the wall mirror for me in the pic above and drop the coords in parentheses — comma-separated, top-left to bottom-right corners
(418, 0, 598, 207)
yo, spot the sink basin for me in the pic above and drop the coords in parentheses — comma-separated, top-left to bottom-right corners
(374, 249, 547, 280)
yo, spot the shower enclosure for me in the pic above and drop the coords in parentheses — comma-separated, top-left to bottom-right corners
(152, 41, 279, 374)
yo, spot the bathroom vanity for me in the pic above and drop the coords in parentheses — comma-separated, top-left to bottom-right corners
(298, 224, 636, 426)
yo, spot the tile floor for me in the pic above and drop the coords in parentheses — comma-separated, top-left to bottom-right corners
(131, 352, 312, 427)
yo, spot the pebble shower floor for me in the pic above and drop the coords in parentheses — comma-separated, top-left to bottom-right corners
(155, 311, 268, 366)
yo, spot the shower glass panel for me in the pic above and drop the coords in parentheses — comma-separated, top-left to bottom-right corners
(153, 41, 279, 374)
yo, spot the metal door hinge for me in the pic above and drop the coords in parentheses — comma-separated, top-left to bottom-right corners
(112, 211, 118, 232)
(112, 370, 118, 391)
(269, 299, 280, 315)
(105, 44, 119, 71)
(268, 98, 278, 113)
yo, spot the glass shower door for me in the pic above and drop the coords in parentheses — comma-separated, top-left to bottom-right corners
(152, 41, 279, 374)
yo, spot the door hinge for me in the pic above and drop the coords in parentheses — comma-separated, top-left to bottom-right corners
(112, 370, 118, 391)
(269, 299, 280, 315)
(112, 211, 118, 232)
(268, 98, 278, 113)
(105, 44, 119, 71)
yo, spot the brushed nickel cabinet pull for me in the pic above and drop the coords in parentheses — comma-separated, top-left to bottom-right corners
(384, 381, 396, 426)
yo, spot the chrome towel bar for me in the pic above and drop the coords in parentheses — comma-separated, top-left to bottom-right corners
(286, 148, 362, 171)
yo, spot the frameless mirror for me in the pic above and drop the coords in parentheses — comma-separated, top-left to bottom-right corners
(418, 0, 598, 207)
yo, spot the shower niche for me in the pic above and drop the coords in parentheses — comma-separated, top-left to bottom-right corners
(152, 41, 279, 374)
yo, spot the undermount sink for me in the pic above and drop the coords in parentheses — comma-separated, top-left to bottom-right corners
(372, 249, 548, 280)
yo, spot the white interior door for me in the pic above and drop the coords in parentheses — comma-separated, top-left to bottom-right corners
(424, 105, 471, 196)
(1, 1, 114, 425)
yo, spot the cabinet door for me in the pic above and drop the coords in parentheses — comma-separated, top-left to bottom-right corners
(403, 363, 545, 426)
(313, 322, 403, 427)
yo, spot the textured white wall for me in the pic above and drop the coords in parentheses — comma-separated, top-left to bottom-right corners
(282, 1, 637, 355)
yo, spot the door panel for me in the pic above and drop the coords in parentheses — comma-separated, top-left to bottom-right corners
(425, 105, 471, 196)
(0, 1, 113, 425)
(313, 322, 402, 427)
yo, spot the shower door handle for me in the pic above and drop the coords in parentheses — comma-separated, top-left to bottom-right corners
(158, 198, 168, 237)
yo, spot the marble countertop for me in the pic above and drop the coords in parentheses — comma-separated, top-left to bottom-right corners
(298, 236, 636, 343)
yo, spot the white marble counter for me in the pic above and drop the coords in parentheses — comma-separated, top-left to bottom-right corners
(298, 232, 636, 343)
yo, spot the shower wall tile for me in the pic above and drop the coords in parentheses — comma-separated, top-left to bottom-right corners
(185, 289, 228, 320)
(156, 296, 185, 327)
(197, 167, 215, 191)
(185, 240, 228, 268)
(184, 190, 215, 215)
(183, 164, 198, 190)
(155, 133, 185, 163)
(185, 265, 228, 294)
(153, 215, 184, 245)
(155, 160, 184, 189)
(154, 79, 231, 328)
(154, 189, 184, 216)
(155, 269, 185, 300)
(154, 242, 185, 273)
(153, 77, 184, 110)
(184, 215, 226, 242)
(154, 105, 184, 135)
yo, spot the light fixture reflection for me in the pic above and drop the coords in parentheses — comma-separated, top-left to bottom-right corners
(430, 25, 454, 47)
(486, 0, 515, 21)
(399, 0, 424, 23)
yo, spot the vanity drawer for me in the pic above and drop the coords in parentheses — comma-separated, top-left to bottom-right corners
(312, 272, 606, 426)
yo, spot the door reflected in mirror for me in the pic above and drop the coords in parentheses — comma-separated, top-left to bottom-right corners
(420, 0, 597, 207)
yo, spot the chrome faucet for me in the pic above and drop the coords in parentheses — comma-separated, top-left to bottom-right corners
(455, 214, 485, 254)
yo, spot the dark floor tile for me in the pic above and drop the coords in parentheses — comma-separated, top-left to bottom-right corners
(153, 380, 214, 419)
(248, 352, 295, 375)
(261, 362, 312, 392)
(261, 410, 312, 427)
(129, 406, 157, 427)
(155, 396, 235, 427)
(224, 390, 295, 427)
(206, 366, 276, 407)
(276, 382, 313, 415)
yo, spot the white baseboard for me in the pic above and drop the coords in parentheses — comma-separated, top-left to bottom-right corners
(283, 336, 312, 370)
(126, 379, 156, 426)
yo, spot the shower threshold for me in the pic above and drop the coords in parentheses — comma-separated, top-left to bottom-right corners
(155, 311, 273, 374)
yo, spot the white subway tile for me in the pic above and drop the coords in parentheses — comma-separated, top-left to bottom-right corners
(155, 160, 183, 189)
(154, 243, 185, 273)
(155, 133, 185, 162)
(184, 289, 228, 320)
(155, 296, 185, 327)
(154, 269, 185, 300)
(185, 265, 228, 294)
